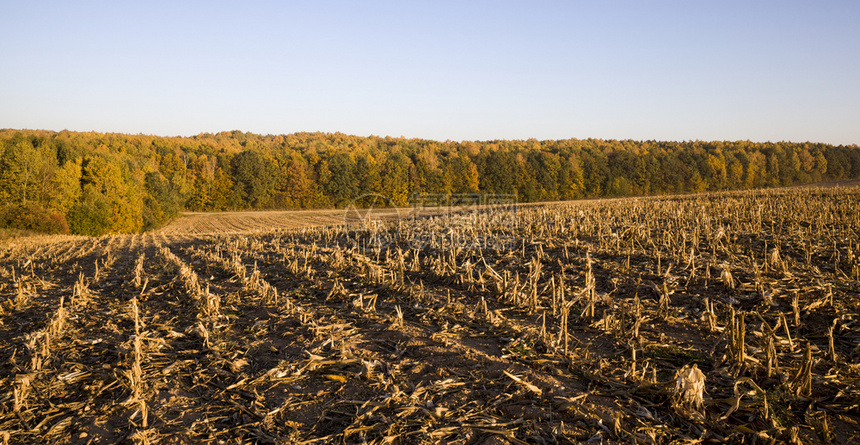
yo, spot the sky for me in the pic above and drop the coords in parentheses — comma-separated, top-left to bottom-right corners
(1, 1, 858, 145)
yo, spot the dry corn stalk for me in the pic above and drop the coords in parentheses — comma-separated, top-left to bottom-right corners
(14, 279, 28, 309)
(722, 377, 769, 421)
(789, 343, 813, 397)
(201, 284, 221, 320)
(131, 429, 154, 445)
(248, 261, 260, 289)
(632, 294, 643, 340)
(583, 253, 596, 320)
(47, 296, 67, 339)
(393, 305, 403, 328)
(780, 313, 794, 350)
(72, 272, 88, 304)
(13, 374, 31, 412)
(133, 253, 145, 288)
(765, 324, 779, 378)
(559, 295, 572, 356)
(810, 411, 835, 444)
(769, 247, 781, 269)
(672, 363, 706, 418)
(658, 281, 670, 319)
(127, 297, 148, 427)
(729, 309, 746, 370)
(792, 292, 801, 326)
(504, 370, 542, 396)
(828, 319, 838, 363)
(721, 267, 735, 290)
(628, 342, 638, 380)
(703, 297, 717, 332)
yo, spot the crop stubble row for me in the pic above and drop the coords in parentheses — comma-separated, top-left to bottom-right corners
(0, 187, 859, 444)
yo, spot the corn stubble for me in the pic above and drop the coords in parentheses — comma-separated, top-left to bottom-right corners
(0, 186, 859, 444)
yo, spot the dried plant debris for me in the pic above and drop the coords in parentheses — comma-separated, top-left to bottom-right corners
(1, 187, 859, 444)
(673, 363, 706, 418)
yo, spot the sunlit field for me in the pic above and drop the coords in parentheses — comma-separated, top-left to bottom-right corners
(1, 186, 859, 444)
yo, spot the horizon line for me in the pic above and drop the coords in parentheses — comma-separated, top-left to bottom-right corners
(3, 127, 858, 148)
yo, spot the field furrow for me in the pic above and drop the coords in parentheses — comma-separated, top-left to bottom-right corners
(2, 187, 860, 444)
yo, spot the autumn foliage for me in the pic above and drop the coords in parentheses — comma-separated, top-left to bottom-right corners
(1, 128, 859, 236)
(0, 202, 69, 235)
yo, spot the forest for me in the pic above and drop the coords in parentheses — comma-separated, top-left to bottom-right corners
(1, 128, 859, 236)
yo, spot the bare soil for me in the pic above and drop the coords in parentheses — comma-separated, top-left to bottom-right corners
(1, 187, 859, 444)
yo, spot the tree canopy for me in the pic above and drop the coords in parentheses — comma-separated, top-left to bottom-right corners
(1, 129, 858, 236)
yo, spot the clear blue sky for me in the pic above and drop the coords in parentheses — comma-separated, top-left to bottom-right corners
(2, 1, 858, 144)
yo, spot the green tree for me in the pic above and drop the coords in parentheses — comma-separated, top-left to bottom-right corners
(210, 168, 235, 210)
(68, 186, 113, 236)
(49, 159, 82, 215)
(448, 156, 480, 193)
(0, 133, 56, 205)
(479, 150, 517, 194)
(814, 149, 828, 177)
(380, 152, 411, 206)
(322, 152, 359, 207)
(276, 153, 316, 208)
(142, 172, 181, 230)
(558, 155, 584, 199)
(580, 149, 608, 197)
(356, 153, 382, 197)
(77, 155, 143, 233)
(706, 152, 728, 190)
(230, 150, 278, 208)
(606, 176, 631, 196)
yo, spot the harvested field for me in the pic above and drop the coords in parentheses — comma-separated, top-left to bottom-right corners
(158, 209, 350, 235)
(1, 187, 860, 444)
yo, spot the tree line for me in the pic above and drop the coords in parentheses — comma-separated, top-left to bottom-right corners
(2, 128, 859, 236)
